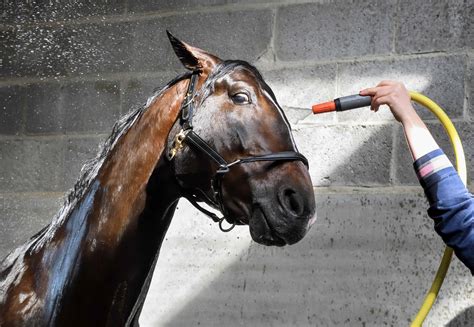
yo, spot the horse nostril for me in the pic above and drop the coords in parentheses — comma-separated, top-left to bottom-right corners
(280, 188, 305, 217)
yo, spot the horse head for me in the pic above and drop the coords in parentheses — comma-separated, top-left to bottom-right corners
(166, 32, 316, 246)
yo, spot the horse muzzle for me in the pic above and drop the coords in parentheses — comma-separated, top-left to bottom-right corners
(249, 185, 316, 246)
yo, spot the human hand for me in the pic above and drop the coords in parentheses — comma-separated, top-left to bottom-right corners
(359, 80, 417, 123)
(361, 81, 438, 159)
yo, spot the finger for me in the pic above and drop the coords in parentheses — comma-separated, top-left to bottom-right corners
(370, 96, 381, 112)
(372, 95, 391, 107)
(360, 84, 395, 96)
(359, 87, 380, 96)
(362, 85, 392, 99)
(372, 86, 393, 98)
(377, 80, 397, 87)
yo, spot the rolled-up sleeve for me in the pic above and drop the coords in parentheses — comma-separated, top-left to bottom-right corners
(414, 149, 474, 274)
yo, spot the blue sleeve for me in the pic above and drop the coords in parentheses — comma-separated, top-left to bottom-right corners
(414, 149, 474, 275)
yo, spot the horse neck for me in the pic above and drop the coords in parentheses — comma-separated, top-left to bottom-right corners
(90, 80, 187, 249)
(32, 79, 187, 325)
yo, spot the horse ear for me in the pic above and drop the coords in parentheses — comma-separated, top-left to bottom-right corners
(166, 30, 220, 72)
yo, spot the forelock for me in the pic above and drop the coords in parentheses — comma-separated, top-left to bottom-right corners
(197, 60, 271, 105)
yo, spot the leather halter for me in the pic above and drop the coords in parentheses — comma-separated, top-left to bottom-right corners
(167, 70, 309, 232)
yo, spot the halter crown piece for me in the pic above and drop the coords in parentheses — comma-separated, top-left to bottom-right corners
(167, 70, 309, 232)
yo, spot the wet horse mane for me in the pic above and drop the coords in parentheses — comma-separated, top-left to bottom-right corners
(0, 72, 192, 273)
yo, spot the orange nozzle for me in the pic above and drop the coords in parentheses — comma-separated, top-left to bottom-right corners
(312, 100, 336, 114)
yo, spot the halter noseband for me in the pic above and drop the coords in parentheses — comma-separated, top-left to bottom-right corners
(167, 70, 309, 232)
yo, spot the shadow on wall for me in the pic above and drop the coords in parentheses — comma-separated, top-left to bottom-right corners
(139, 98, 472, 326)
(446, 306, 474, 327)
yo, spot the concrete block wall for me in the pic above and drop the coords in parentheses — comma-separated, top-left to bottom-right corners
(1, 1, 472, 326)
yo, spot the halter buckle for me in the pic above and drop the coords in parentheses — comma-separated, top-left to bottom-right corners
(168, 129, 188, 160)
(216, 164, 230, 174)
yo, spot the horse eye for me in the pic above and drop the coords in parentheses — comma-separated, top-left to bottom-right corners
(231, 92, 251, 105)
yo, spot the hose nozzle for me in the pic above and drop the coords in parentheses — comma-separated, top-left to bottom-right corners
(312, 94, 372, 114)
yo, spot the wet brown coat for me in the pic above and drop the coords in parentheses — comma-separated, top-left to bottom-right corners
(0, 34, 316, 326)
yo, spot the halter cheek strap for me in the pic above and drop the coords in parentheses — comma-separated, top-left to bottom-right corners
(168, 70, 309, 232)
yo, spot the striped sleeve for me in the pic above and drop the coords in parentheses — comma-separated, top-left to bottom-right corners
(414, 148, 474, 274)
(413, 148, 457, 203)
(415, 150, 453, 180)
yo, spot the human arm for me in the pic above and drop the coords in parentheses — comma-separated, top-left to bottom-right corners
(414, 149, 474, 274)
(360, 81, 474, 274)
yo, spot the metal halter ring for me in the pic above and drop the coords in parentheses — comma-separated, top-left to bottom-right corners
(218, 217, 236, 232)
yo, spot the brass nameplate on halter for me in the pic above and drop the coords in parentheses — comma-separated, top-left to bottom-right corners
(168, 129, 188, 160)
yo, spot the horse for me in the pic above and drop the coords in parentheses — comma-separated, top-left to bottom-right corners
(0, 31, 316, 326)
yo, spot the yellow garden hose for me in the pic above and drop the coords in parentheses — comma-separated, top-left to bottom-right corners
(409, 91, 467, 326)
